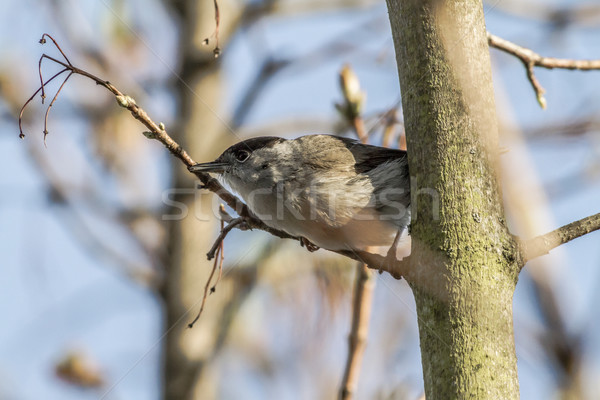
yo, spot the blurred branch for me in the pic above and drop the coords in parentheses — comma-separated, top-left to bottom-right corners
(522, 212, 600, 263)
(202, 0, 222, 57)
(20, 34, 411, 279)
(239, 0, 382, 26)
(231, 14, 385, 128)
(188, 212, 226, 328)
(340, 263, 375, 400)
(487, 32, 600, 108)
(484, 0, 600, 29)
(238, 117, 337, 138)
(498, 103, 586, 397)
(338, 64, 374, 400)
(29, 144, 159, 287)
(506, 116, 600, 139)
(206, 217, 246, 260)
(2, 74, 158, 287)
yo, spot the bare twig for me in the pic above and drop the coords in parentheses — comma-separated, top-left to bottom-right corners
(39, 33, 73, 65)
(202, 0, 221, 57)
(381, 109, 399, 149)
(188, 214, 227, 328)
(43, 71, 73, 143)
(207, 218, 245, 261)
(26, 143, 159, 287)
(487, 32, 600, 108)
(488, 33, 600, 70)
(188, 242, 223, 328)
(522, 212, 600, 263)
(211, 237, 225, 294)
(213, 0, 220, 57)
(19, 67, 69, 139)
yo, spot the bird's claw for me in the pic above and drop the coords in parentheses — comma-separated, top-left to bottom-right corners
(300, 237, 320, 252)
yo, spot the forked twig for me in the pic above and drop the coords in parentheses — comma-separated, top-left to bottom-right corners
(43, 71, 73, 143)
(188, 245, 223, 328)
(207, 218, 245, 260)
(211, 235, 225, 294)
(19, 67, 69, 139)
(487, 32, 600, 108)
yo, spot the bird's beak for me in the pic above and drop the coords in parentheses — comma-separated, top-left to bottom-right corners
(189, 161, 228, 174)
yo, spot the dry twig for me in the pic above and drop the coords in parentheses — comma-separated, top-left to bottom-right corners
(487, 32, 600, 108)
(202, 0, 222, 57)
(188, 215, 226, 329)
(206, 217, 246, 261)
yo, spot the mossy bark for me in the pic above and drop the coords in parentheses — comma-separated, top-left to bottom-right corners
(385, 0, 522, 398)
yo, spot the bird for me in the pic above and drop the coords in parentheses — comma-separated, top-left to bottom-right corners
(189, 134, 410, 256)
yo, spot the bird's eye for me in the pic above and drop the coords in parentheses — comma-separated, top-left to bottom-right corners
(234, 150, 250, 162)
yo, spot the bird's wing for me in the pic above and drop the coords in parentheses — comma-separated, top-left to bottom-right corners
(331, 136, 407, 174)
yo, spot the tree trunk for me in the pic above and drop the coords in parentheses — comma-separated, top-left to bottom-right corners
(385, 0, 522, 398)
(161, 1, 239, 399)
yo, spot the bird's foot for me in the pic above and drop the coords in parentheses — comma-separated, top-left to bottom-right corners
(300, 237, 320, 252)
(380, 228, 404, 273)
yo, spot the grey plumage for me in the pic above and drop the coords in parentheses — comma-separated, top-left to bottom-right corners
(190, 134, 410, 253)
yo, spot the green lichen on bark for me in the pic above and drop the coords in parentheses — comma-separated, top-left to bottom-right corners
(386, 0, 522, 398)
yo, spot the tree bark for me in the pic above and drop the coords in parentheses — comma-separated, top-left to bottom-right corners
(385, 0, 522, 398)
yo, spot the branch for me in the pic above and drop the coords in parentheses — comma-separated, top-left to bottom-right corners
(339, 263, 375, 400)
(206, 217, 245, 260)
(487, 32, 600, 108)
(188, 216, 226, 329)
(522, 212, 600, 263)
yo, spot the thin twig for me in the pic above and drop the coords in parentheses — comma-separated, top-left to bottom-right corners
(188, 214, 228, 328)
(213, 0, 221, 57)
(207, 218, 245, 261)
(487, 32, 600, 108)
(208, 206, 239, 295)
(352, 117, 367, 143)
(211, 234, 225, 294)
(19, 67, 69, 138)
(188, 244, 222, 329)
(40, 33, 73, 66)
(38, 55, 46, 103)
(202, 0, 221, 57)
(522, 212, 600, 264)
(488, 33, 600, 70)
(38, 32, 73, 104)
(43, 71, 73, 143)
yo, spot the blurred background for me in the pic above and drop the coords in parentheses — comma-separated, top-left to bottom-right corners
(1, 0, 600, 399)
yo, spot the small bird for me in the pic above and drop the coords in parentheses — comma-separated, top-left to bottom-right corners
(190, 134, 410, 256)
